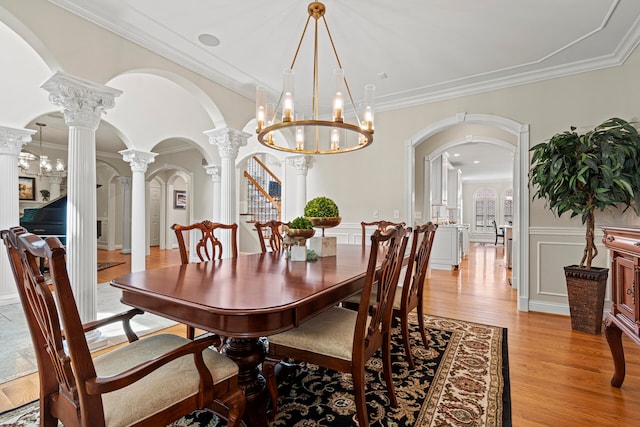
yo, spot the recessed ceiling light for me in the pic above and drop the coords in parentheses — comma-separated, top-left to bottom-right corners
(453, 153, 460, 157)
(198, 34, 220, 47)
(473, 160, 480, 164)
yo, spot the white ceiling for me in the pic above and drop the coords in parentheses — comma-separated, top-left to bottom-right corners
(40, 0, 640, 181)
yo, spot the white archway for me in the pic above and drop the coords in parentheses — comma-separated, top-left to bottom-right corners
(405, 112, 530, 311)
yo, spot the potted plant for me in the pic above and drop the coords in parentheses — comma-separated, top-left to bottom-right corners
(304, 196, 341, 234)
(287, 216, 315, 240)
(529, 117, 640, 333)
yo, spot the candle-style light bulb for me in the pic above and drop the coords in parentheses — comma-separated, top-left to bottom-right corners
(333, 69, 344, 122)
(333, 92, 343, 122)
(296, 113, 304, 151)
(331, 128, 340, 151)
(282, 69, 294, 122)
(363, 84, 375, 132)
(256, 86, 266, 132)
(264, 102, 275, 145)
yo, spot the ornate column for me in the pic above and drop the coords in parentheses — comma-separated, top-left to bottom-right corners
(119, 150, 156, 272)
(42, 72, 121, 327)
(0, 126, 35, 305)
(204, 128, 249, 258)
(204, 165, 222, 221)
(118, 176, 132, 254)
(288, 155, 313, 215)
(48, 172, 66, 200)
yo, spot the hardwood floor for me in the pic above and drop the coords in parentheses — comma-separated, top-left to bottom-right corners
(2, 243, 640, 426)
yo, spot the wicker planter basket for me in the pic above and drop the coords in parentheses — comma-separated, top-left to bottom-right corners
(564, 265, 609, 334)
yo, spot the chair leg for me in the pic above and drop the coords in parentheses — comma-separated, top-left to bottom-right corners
(382, 332, 398, 408)
(352, 363, 370, 427)
(262, 356, 280, 418)
(186, 325, 195, 340)
(417, 302, 429, 350)
(220, 388, 246, 427)
(40, 400, 58, 427)
(399, 313, 415, 369)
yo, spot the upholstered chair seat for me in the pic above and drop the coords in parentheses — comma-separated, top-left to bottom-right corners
(268, 308, 371, 361)
(96, 334, 238, 427)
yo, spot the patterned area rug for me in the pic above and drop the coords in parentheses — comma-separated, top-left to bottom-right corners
(97, 261, 126, 271)
(0, 314, 510, 426)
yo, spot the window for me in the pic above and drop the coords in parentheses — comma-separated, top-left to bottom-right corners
(503, 188, 513, 225)
(473, 188, 497, 233)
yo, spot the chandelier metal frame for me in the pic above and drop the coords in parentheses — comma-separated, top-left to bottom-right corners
(256, 2, 374, 155)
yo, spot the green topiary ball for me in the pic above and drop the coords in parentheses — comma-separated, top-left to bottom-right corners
(304, 197, 339, 218)
(290, 216, 314, 229)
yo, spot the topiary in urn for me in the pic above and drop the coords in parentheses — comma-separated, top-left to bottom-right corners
(304, 197, 341, 234)
(287, 216, 315, 239)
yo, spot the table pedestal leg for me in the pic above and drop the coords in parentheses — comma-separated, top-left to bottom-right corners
(604, 315, 626, 387)
(223, 337, 268, 427)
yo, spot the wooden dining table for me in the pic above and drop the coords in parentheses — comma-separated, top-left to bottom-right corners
(110, 244, 375, 427)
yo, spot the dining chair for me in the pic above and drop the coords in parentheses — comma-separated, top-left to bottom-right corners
(171, 220, 238, 263)
(263, 225, 409, 427)
(493, 220, 505, 245)
(172, 220, 238, 340)
(1, 226, 245, 427)
(361, 220, 406, 247)
(393, 222, 437, 369)
(254, 220, 290, 252)
(346, 223, 438, 369)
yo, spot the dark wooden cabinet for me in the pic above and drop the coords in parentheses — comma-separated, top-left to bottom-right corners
(602, 226, 640, 387)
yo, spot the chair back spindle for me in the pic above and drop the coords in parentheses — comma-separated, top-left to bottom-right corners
(172, 220, 238, 263)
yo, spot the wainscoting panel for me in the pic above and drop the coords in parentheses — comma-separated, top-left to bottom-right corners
(529, 227, 611, 316)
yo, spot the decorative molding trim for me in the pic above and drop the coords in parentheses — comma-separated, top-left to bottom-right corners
(50, 0, 640, 110)
(529, 226, 605, 237)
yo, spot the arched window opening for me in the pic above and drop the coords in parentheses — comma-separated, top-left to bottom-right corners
(474, 187, 497, 233)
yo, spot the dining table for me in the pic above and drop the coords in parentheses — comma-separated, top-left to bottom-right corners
(110, 243, 376, 427)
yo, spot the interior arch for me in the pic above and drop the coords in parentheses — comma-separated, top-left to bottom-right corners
(406, 112, 530, 311)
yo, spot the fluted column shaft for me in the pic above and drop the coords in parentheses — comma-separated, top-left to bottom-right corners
(205, 128, 249, 258)
(118, 177, 132, 254)
(289, 156, 313, 215)
(120, 150, 156, 272)
(205, 165, 222, 221)
(0, 127, 35, 305)
(42, 72, 121, 324)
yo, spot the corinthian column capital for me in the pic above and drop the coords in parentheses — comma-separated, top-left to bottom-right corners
(0, 126, 36, 156)
(119, 149, 157, 173)
(204, 128, 250, 159)
(41, 71, 122, 130)
(288, 155, 313, 175)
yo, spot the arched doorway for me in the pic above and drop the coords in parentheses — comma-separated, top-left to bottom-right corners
(406, 113, 530, 311)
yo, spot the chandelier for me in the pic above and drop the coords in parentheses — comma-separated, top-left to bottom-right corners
(18, 123, 66, 176)
(255, 2, 375, 155)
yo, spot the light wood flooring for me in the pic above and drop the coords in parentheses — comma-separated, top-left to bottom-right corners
(2, 244, 640, 426)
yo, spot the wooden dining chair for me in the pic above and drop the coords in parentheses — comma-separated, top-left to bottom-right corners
(393, 222, 438, 369)
(172, 220, 238, 263)
(1, 226, 245, 427)
(263, 225, 409, 427)
(361, 220, 406, 247)
(493, 220, 505, 245)
(346, 223, 438, 368)
(255, 220, 290, 252)
(172, 220, 238, 340)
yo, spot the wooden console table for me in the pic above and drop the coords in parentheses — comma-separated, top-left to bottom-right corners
(601, 226, 640, 387)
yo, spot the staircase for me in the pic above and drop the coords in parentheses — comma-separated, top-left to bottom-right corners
(244, 155, 281, 223)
